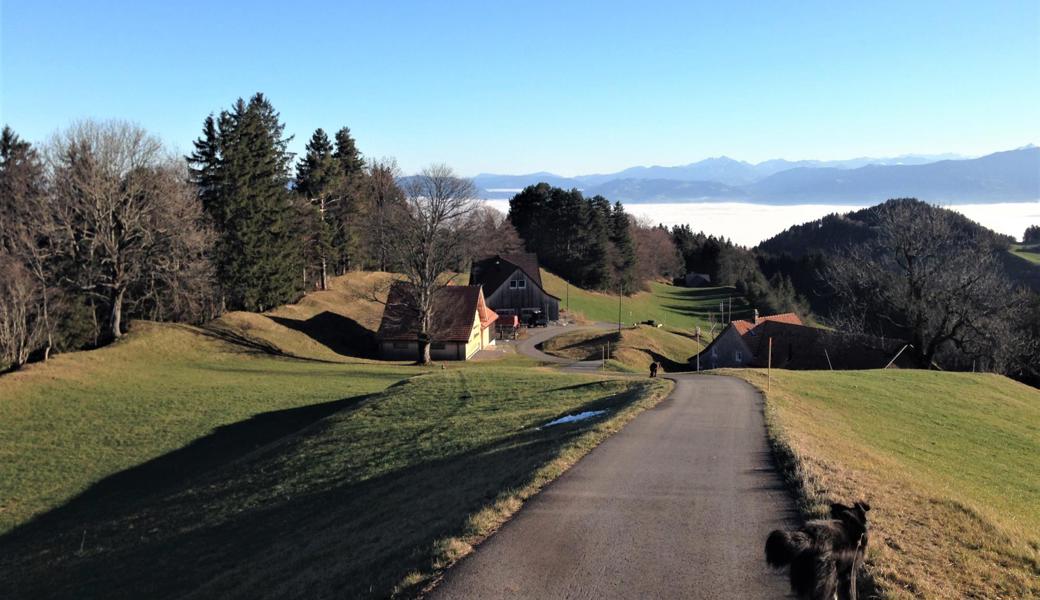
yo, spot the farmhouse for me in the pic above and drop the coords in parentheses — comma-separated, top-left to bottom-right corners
(376, 282, 498, 361)
(469, 253, 561, 323)
(697, 312, 804, 369)
(695, 311, 915, 370)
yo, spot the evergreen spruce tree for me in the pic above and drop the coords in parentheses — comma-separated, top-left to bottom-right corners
(295, 129, 338, 289)
(188, 93, 302, 311)
(609, 201, 637, 292)
(330, 126, 367, 271)
(581, 196, 613, 289)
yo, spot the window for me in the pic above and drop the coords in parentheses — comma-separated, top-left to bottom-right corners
(516, 279, 526, 289)
(509, 280, 517, 289)
(711, 347, 718, 358)
(735, 350, 743, 362)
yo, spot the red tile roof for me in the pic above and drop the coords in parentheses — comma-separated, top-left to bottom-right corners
(730, 312, 803, 336)
(377, 282, 497, 342)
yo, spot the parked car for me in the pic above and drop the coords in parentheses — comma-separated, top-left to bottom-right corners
(525, 310, 548, 327)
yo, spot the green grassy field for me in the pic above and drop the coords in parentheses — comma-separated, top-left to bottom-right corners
(541, 324, 703, 372)
(0, 321, 414, 535)
(541, 270, 751, 332)
(0, 268, 671, 598)
(729, 368, 1040, 599)
(1010, 243, 1040, 265)
(1, 353, 668, 598)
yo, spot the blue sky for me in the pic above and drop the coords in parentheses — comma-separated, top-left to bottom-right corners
(2, 1, 1038, 176)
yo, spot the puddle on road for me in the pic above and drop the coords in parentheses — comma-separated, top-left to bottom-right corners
(539, 410, 608, 429)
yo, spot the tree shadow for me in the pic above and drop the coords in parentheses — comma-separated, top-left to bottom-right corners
(0, 387, 636, 599)
(269, 311, 377, 358)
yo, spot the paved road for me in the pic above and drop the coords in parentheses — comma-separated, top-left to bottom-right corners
(428, 375, 798, 599)
(516, 323, 616, 370)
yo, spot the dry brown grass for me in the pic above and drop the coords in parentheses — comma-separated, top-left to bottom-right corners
(728, 368, 1040, 600)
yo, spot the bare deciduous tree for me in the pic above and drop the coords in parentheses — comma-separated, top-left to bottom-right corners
(382, 164, 477, 364)
(0, 253, 46, 368)
(462, 203, 523, 264)
(825, 200, 1022, 369)
(631, 217, 684, 284)
(47, 120, 215, 341)
(363, 158, 405, 272)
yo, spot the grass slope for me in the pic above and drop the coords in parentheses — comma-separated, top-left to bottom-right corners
(540, 270, 751, 331)
(729, 369, 1040, 599)
(1, 367, 669, 599)
(541, 325, 703, 372)
(0, 321, 410, 534)
(213, 271, 395, 362)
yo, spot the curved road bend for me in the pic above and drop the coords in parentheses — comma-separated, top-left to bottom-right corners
(428, 375, 798, 599)
(518, 323, 616, 370)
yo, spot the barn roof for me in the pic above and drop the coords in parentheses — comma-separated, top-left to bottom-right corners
(377, 282, 497, 342)
(469, 253, 561, 300)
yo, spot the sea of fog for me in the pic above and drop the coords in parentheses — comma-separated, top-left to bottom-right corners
(482, 200, 1040, 248)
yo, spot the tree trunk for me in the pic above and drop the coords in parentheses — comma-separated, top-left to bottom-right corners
(417, 331, 432, 365)
(110, 288, 125, 340)
(320, 255, 328, 291)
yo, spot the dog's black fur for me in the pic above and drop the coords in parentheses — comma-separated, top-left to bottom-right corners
(765, 501, 871, 600)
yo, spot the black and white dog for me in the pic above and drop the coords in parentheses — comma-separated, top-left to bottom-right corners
(765, 501, 871, 600)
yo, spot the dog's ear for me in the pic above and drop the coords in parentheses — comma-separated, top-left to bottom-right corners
(854, 501, 871, 512)
(830, 502, 853, 518)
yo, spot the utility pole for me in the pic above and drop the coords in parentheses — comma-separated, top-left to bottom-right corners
(696, 326, 701, 372)
(313, 196, 339, 291)
(618, 282, 623, 333)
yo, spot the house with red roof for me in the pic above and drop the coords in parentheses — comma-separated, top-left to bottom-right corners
(696, 311, 804, 369)
(376, 282, 498, 361)
(694, 310, 915, 370)
(469, 253, 560, 323)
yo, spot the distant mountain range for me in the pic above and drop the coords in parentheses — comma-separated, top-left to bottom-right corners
(473, 146, 1040, 204)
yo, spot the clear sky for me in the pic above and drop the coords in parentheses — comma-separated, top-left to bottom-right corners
(2, 1, 1038, 176)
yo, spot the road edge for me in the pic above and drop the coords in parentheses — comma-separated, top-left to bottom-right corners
(407, 375, 674, 598)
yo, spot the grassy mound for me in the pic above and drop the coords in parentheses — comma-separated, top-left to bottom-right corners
(540, 325, 704, 372)
(211, 271, 395, 361)
(1, 367, 669, 599)
(0, 321, 411, 535)
(540, 270, 751, 330)
(729, 368, 1040, 599)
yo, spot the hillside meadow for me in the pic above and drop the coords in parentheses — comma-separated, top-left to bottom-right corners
(0, 270, 672, 598)
(729, 368, 1040, 599)
(540, 269, 751, 332)
(540, 324, 704, 373)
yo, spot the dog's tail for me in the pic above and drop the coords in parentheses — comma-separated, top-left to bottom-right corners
(765, 529, 810, 568)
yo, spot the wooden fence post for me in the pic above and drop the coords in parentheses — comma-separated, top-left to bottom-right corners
(767, 337, 772, 396)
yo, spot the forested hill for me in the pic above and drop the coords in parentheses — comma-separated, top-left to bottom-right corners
(756, 199, 1015, 258)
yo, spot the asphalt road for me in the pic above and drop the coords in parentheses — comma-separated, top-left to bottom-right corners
(428, 374, 798, 599)
(516, 323, 616, 370)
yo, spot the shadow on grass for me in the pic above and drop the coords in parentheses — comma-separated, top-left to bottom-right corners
(0, 386, 639, 599)
(269, 311, 377, 359)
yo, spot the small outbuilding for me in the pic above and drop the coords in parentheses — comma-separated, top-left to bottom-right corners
(376, 282, 498, 361)
(683, 272, 712, 287)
